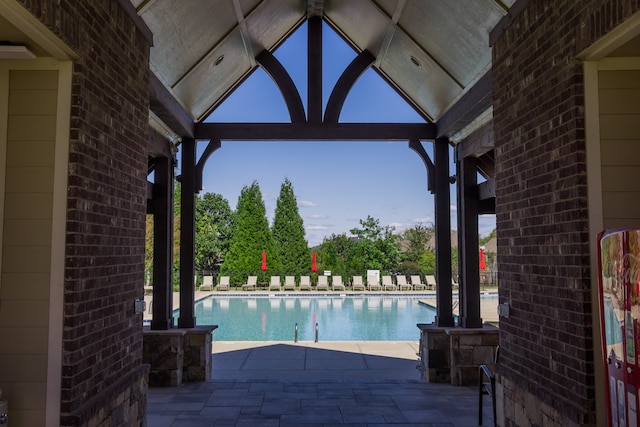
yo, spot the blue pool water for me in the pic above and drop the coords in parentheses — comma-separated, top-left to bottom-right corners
(184, 295, 436, 341)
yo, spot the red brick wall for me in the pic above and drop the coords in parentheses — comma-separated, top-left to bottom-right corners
(493, 0, 640, 425)
(16, 0, 150, 424)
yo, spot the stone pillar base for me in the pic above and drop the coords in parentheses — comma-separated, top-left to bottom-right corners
(143, 325, 217, 387)
(418, 323, 499, 386)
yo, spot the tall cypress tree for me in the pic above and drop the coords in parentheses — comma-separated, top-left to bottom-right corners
(272, 178, 309, 276)
(220, 181, 276, 285)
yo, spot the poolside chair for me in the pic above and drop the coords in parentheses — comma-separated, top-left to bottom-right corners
(269, 275, 282, 291)
(425, 275, 437, 290)
(367, 274, 381, 291)
(410, 275, 427, 291)
(396, 275, 412, 291)
(299, 275, 312, 291)
(382, 275, 396, 291)
(331, 275, 345, 291)
(283, 275, 296, 291)
(243, 275, 257, 291)
(214, 275, 230, 291)
(200, 275, 214, 291)
(352, 276, 365, 291)
(317, 275, 329, 291)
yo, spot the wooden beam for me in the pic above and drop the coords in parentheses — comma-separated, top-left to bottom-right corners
(324, 50, 375, 123)
(458, 121, 494, 159)
(408, 139, 435, 194)
(489, 0, 532, 46)
(256, 50, 306, 123)
(478, 179, 495, 200)
(195, 122, 436, 141)
(116, 0, 153, 46)
(435, 71, 491, 139)
(149, 72, 194, 138)
(308, 16, 323, 123)
(148, 129, 174, 159)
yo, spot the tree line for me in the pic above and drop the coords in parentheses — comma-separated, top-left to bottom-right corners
(145, 179, 458, 288)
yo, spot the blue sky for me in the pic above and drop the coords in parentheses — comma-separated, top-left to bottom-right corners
(187, 22, 496, 247)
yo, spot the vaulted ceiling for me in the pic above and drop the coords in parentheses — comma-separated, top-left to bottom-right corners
(131, 0, 516, 138)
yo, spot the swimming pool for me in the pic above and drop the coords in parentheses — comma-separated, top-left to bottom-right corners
(184, 294, 436, 341)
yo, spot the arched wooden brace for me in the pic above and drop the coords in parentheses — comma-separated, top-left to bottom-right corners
(256, 50, 306, 123)
(195, 138, 222, 192)
(324, 50, 376, 123)
(408, 139, 436, 194)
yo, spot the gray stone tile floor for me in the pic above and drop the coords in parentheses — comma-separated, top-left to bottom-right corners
(147, 341, 494, 426)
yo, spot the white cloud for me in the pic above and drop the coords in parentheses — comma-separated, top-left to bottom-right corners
(450, 204, 457, 211)
(306, 225, 331, 231)
(308, 214, 329, 220)
(298, 200, 318, 207)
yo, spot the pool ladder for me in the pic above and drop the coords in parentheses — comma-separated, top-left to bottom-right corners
(294, 322, 319, 342)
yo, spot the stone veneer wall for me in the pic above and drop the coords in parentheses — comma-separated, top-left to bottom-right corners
(15, 1, 151, 425)
(492, 1, 640, 425)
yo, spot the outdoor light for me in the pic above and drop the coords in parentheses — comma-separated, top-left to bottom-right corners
(0, 43, 35, 59)
(410, 55, 421, 67)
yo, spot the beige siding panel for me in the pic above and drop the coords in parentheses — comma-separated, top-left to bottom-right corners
(9, 70, 58, 90)
(1, 381, 46, 410)
(3, 193, 53, 219)
(601, 166, 640, 191)
(600, 140, 640, 165)
(0, 272, 50, 299)
(0, 327, 49, 354)
(602, 192, 640, 218)
(0, 300, 50, 328)
(603, 217, 640, 229)
(0, 355, 47, 381)
(7, 115, 57, 140)
(3, 219, 53, 246)
(599, 89, 640, 114)
(599, 114, 640, 139)
(9, 89, 58, 115)
(5, 166, 55, 192)
(6, 140, 56, 167)
(2, 245, 52, 273)
(599, 70, 640, 89)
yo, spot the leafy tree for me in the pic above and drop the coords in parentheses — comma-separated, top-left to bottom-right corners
(195, 192, 234, 275)
(220, 181, 276, 285)
(402, 223, 434, 264)
(349, 215, 401, 274)
(145, 214, 154, 287)
(271, 178, 309, 276)
(173, 182, 181, 286)
(317, 233, 358, 276)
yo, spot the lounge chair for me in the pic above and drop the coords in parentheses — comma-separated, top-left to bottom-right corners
(425, 275, 437, 290)
(200, 275, 214, 291)
(215, 275, 230, 291)
(317, 275, 329, 291)
(299, 275, 312, 291)
(243, 275, 257, 291)
(331, 275, 345, 291)
(410, 275, 427, 291)
(352, 276, 365, 291)
(367, 275, 381, 291)
(283, 275, 296, 291)
(396, 275, 412, 291)
(382, 275, 396, 291)
(269, 275, 282, 291)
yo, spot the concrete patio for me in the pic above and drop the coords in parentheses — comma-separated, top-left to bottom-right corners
(146, 341, 495, 426)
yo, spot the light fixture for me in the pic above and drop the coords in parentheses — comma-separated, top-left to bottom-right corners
(214, 55, 224, 66)
(0, 42, 35, 59)
(410, 55, 421, 68)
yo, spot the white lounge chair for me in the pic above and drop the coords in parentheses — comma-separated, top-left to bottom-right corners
(425, 275, 437, 290)
(367, 275, 381, 291)
(243, 275, 257, 291)
(215, 275, 230, 291)
(410, 275, 427, 291)
(382, 275, 396, 291)
(396, 275, 412, 291)
(200, 275, 214, 291)
(317, 275, 329, 291)
(269, 275, 282, 291)
(283, 275, 296, 291)
(331, 275, 345, 291)
(299, 276, 312, 291)
(352, 276, 365, 291)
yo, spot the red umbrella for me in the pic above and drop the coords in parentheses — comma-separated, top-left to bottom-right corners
(479, 247, 486, 270)
(261, 250, 267, 271)
(311, 252, 317, 272)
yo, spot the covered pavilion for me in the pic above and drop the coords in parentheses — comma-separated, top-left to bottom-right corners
(0, 0, 639, 425)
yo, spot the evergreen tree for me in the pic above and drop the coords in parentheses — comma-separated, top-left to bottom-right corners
(195, 192, 234, 275)
(220, 181, 275, 285)
(272, 178, 309, 276)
